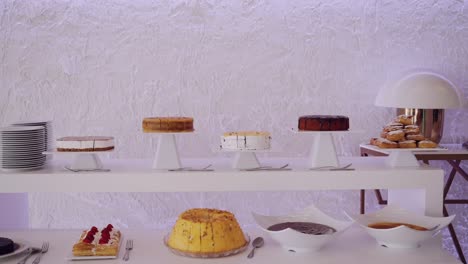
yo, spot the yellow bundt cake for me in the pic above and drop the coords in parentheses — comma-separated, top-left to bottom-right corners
(167, 208, 247, 254)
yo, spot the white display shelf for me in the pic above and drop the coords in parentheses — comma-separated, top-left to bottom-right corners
(0, 157, 444, 217)
(0, 228, 461, 264)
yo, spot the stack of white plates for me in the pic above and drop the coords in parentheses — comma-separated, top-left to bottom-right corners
(12, 121, 53, 151)
(0, 126, 46, 171)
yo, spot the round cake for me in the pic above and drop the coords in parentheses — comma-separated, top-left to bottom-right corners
(142, 117, 194, 133)
(298, 115, 349, 131)
(0, 237, 14, 255)
(221, 131, 271, 150)
(167, 208, 247, 254)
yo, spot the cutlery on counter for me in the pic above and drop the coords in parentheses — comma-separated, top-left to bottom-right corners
(122, 239, 133, 261)
(31, 242, 49, 264)
(168, 164, 213, 172)
(242, 164, 291, 171)
(65, 166, 111, 172)
(17, 247, 40, 264)
(247, 237, 264, 259)
(309, 163, 354, 171)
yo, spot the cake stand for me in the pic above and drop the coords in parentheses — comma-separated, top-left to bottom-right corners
(43, 150, 112, 171)
(292, 129, 363, 168)
(148, 132, 193, 170)
(219, 149, 271, 169)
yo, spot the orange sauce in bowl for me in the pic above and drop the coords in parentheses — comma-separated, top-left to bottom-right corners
(368, 222, 428, 231)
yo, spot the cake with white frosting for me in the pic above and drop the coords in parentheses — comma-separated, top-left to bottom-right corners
(221, 131, 271, 150)
(56, 136, 114, 152)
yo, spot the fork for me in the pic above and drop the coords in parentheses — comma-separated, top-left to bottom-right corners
(309, 163, 353, 171)
(242, 164, 290, 171)
(123, 239, 133, 261)
(65, 166, 111, 172)
(17, 248, 40, 264)
(168, 164, 213, 172)
(32, 242, 49, 264)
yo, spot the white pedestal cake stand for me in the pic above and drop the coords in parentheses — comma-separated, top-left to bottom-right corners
(219, 149, 271, 169)
(43, 151, 111, 171)
(293, 130, 363, 168)
(148, 132, 193, 170)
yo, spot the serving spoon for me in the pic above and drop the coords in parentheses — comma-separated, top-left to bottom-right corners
(247, 237, 264, 259)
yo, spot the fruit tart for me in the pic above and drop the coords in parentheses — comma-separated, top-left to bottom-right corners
(72, 224, 121, 256)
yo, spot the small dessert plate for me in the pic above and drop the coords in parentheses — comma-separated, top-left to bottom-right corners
(0, 240, 30, 259)
(252, 204, 353, 252)
(346, 205, 455, 248)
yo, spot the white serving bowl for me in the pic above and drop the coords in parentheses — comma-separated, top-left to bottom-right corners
(348, 205, 455, 249)
(252, 205, 353, 253)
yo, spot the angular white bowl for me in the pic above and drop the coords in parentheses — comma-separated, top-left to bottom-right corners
(252, 205, 353, 253)
(347, 205, 455, 248)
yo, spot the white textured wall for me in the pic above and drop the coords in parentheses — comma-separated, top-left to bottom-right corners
(1, 0, 467, 258)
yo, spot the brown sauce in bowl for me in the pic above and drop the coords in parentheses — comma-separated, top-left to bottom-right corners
(267, 222, 336, 235)
(368, 222, 428, 231)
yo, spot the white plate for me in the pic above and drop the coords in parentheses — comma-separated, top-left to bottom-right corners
(164, 233, 250, 258)
(1, 165, 44, 171)
(346, 205, 455, 248)
(66, 255, 118, 261)
(1, 143, 45, 146)
(363, 144, 448, 152)
(65, 234, 123, 261)
(0, 240, 30, 259)
(253, 204, 353, 252)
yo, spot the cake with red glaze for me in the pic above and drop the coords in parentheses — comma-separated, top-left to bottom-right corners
(298, 115, 349, 131)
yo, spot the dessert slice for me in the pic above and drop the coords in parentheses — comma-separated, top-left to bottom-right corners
(72, 224, 121, 256)
(57, 136, 114, 152)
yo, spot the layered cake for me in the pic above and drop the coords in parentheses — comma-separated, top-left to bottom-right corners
(57, 136, 114, 152)
(0, 237, 14, 255)
(142, 117, 194, 132)
(221, 131, 271, 150)
(370, 115, 438, 149)
(72, 224, 121, 256)
(298, 115, 349, 131)
(167, 208, 247, 254)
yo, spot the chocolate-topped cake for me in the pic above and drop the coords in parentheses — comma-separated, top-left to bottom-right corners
(267, 222, 336, 235)
(298, 115, 349, 131)
(0, 237, 14, 255)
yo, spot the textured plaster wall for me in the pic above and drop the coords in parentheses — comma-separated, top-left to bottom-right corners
(1, 0, 467, 258)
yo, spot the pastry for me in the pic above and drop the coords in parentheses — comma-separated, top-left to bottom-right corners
(385, 130, 405, 141)
(375, 138, 399, 148)
(221, 131, 271, 150)
(383, 125, 403, 132)
(72, 224, 121, 256)
(298, 115, 349, 131)
(404, 125, 420, 134)
(142, 117, 194, 132)
(0, 237, 14, 255)
(380, 131, 388, 138)
(57, 136, 114, 152)
(395, 115, 413, 125)
(386, 122, 404, 127)
(418, 140, 438, 148)
(167, 208, 247, 254)
(406, 134, 425, 141)
(398, 140, 417, 148)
